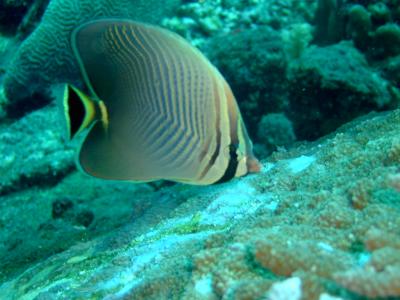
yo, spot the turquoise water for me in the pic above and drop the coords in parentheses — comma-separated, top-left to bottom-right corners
(0, 0, 399, 299)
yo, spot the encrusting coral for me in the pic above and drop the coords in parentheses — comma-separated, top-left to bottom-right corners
(1, 94, 400, 299)
(3, 0, 181, 115)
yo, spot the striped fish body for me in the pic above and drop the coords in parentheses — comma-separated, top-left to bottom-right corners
(65, 19, 260, 185)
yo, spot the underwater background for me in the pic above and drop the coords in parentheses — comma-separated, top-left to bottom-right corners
(0, 0, 400, 299)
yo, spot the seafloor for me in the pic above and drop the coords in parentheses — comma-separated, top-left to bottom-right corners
(0, 0, 400, 299)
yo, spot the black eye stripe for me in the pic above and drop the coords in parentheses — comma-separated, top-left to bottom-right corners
(68, 86, 85, 139)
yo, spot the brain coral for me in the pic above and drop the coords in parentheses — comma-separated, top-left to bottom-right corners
(3, 0, 181, 113)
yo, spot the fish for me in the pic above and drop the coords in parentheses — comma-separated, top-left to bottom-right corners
(63, 19, 260, 185)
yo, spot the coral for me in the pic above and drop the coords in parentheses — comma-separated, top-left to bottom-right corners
(380, 55, 400, 86)
(0, 0, 50, 38)
(348, 179, 373, 210)
(205, 27, 288, 136)
(265, 277, 302, 300)
(313, 0, 346, 45)
(0, 105, 75, 195)
(312, 0, 400, 62)
(372, 23, 400, 57)
(2, 2, 400, 297)
(387, 136, 400, 163)
(3, 0, 182, 115)
(334, 263, 400, 298)
(368, 2, 391, 25)
(15, 0, 51, 38)
(363, 228, 400, 251)
(0, 0, 35, 35)
(282, 23, 314, 60)
(253, 233, 355, 278)
(287, 41, 396, 140)
(1, 102, 400, 299)
(188, 243, 274, 300)
(346, 5, 372, 50)
(163, 0, 316, 47)
(164, 1, 400, 147)
(257, 113, 296, 155)
(314, 199, 356, 229)
(0, 87, 8, 119)
(0, 35, 14, 69)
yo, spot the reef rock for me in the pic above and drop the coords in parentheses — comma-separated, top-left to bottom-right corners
(287, 41, 398, 140)
(0, 103, 74, 195)
(1, 104, 400, 299)
(2, 0, 181, 116)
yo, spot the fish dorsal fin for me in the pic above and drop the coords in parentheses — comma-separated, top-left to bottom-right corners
(71, 19, 259, 184)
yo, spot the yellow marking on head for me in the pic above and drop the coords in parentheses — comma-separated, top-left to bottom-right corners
(62, 85, 72, 139)
(75, 87, 97, 132)
(98, 100, 109, 131)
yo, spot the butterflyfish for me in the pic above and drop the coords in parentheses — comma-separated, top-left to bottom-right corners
(63, 19, 260, 185)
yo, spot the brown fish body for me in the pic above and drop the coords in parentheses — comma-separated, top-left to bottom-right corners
(64, 19, 260, 185)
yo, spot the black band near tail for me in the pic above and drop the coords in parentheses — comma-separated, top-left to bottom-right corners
(215, 143, 238, 184)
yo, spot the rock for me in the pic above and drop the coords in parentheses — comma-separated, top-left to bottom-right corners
(0, 104, 75, 195)
(287, 41, 396, 140)
(257, 113, 296, 154)
(75, 209, 94, 228)
(205, 27, 288, 137)
(52, 198, 74, 219)
(1, 104, 400, 299)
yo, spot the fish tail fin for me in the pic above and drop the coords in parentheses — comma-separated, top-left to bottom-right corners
(63, 84, 109, 140)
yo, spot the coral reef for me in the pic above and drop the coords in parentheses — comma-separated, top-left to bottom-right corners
(0, 0, 50, 38)
(313, 0, 400, 59)
(167, 1, 400, 146)
(163, 0, 316, 47)
(287, 41, 398, 140)
(2, 0, 182, 116)
(0, 104, 75, 195)
(1, 1, 400, 299)
(205, 27, 288, 137)
(0, 0, 36, 35)
(256, 113, 296, 155)
(1, 101, 400, 299)
(313, 0, 346, 45)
